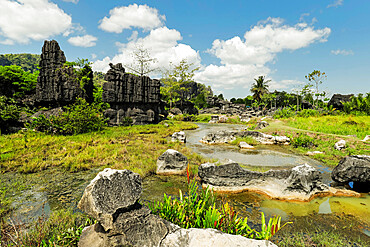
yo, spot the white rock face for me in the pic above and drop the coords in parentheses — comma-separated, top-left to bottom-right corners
(77, 168, 142, 231)
(160, 228, 278, 247)
(171, 131, 186, 143)
(362, 135, 370, 142)
(334, 139, 346, 150)
(156, 149, 188, 175)
(306, 151, 324, 156)
(239, 141, 255, 149)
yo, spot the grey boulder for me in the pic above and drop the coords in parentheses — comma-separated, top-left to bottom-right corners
(77, 168, 142, 231)
(171, 131, 186, 143)
(156, 149, 188, 175)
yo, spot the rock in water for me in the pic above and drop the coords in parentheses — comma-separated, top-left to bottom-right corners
(239, 142, 255, 149)
(198, 163, 359, 201)
(171, 131, 186, 143)
(77, 168, 142, 231)
(156, 149, 188, 175)
(331, 155, 370, 192)
(161, 228, 278, 247)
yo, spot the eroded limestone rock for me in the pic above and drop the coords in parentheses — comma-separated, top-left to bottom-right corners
(332, 155, 370, 192)
(77, 168, 142, 231)
(156, 149, 188, 175)
(334, 139, 346, 150)
(198, 163, 359, 201)
(171, 131, 186, 143)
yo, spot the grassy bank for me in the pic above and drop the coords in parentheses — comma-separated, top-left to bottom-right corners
(0, 121, 208, 176)
(254, 115, 369, 167)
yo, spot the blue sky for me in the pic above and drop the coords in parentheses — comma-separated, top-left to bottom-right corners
(0, 0, 369, 99)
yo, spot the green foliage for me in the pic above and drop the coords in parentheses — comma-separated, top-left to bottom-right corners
(291, 134, 315, 148)
(28, 98, 106, 135)
(1, 210, 93, 247)
(273, 107, 295, 119)
(0, 54, 40, 73)
(342, 93, 370, 115)
(0, 65, 38, 98)
(149, 179, 289, 240)
(251, 76, 270, 103)
(161, 59, 200, 108)
(0, 96, 22, 134)
(305, 70, 326, 109)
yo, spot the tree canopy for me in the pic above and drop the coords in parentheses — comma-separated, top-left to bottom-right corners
(250, 76, 270, 103)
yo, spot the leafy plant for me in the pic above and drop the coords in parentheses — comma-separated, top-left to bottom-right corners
(291, 134, 315, 148)
(0, 96, 22, 134)
(149, 173, 290, 240)
(28, 98, 106, 135)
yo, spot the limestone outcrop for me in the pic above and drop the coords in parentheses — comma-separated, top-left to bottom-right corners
(171, 131, 186, 143)
(331, 155, 370, 192)
(328, 94, 353, 110)
(198, 163, 360, 201)
(78, 168, 277, 247)
(156, 149, 188, 175)
(102, 63, 166, 125)
(35, 40, 93, 106)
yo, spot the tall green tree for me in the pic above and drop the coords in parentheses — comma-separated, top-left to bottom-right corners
(250, 76, 270, 103)
(305, 70, 326, 109)
(161, 59, 200, 108)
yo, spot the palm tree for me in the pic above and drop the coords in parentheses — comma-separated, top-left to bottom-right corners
(250, 76, 270, 103)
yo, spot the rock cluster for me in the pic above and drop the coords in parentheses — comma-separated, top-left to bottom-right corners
(35, 40, 93, 106)
(102, 63, 166, 125)
(78, 168, 278, 247)
(331, 155, 370, 192)
(200, 130, 290, 145)
(201, 97, 275, 118)
(198, 163, 359, 201)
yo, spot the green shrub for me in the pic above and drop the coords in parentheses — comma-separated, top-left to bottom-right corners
(148, 179, 290, 240)
(273, 107, 295, 119)
(28, 98, 106, 135)
(0, 96, 22, 134)
(291, 134, 315, 148)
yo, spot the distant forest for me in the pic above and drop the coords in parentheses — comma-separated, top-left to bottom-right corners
(0, 54, 40, 73)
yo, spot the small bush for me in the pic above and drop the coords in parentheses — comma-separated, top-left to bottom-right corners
(149, 179, 290, 240)
(273, 108, 295, 119)
(28, 98, 106, 135)
(0, 96, 22, 134)
(291, 134, 315, 148)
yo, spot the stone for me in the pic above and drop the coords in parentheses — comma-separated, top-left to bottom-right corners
(328, 94, 353, 110)
(306, 151, 324, 156)
(79, 205, 179, 247)
(334, 139, 346, 150)
(200, 130, 237, 144)
(156, 149, 188, 175)
(173, 100, 199, 115)
(160, 228, 278, 247)
(255, 121, 269, 130)
(77, 168, 142, 231)
(218, 115, 228, 123)
(35, 40, 93, 106)
(30, 107, 63, 119)
(239, 142, 254, 149)
(171, 131, 186, 143)
(102, 63, 166, 125)
(170, 107, 182, 115)
(331, 155, 370, 192)
(362, 135, 370, 142)
(198, 163, 359, 201)
(209, 115, 219, 123)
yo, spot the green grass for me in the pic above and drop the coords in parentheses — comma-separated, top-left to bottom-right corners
(0, 121, 209, 176)
(286, 115, 369, 139)
(260, 116, 370, 167)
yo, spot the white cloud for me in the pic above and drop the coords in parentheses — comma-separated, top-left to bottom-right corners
(195, 17, 331, 92)
(91, 53, 97, 59)
(68, 35, 97, 47)
(92, 27, 201, 75)
(0, 0, 72, 44)
(270, 80, 304, 91)
(63, 0, 79, 3)
(99, 4, 165, 33)
(327, 0, 344, 8)
(331, 49, 354, 55)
